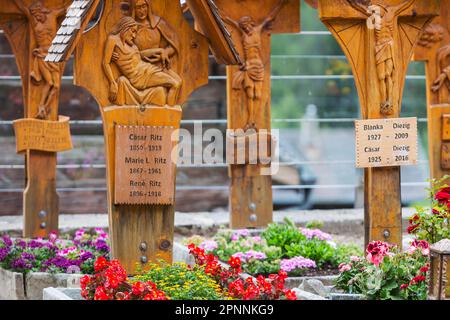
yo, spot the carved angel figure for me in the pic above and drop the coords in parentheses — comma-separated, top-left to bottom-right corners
(347, 0, 416, 115)
(15, 0, 67, 119)
(222, 0, 288, 130)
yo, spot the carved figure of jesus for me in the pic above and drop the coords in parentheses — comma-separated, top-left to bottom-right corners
(103, 16, 181, 106)
(222, 0, 288, 129)
(15, 0, 66, 119)
(348, 0, 416, 115)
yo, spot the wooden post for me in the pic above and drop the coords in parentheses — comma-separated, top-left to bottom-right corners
(211, 0, 300, 229)
(49, 0, 209, 272)
(0, 0, 72, 238)
(318, 0, 439, 247)
(414, 4, 449, 181)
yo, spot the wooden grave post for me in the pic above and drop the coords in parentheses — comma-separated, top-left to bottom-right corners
(0, 0, 73, 238)
(47, 0, 209, 272)
(210, 0, 300, 229)
(414, 4, 449, 181)
(318, 0, 439, 247)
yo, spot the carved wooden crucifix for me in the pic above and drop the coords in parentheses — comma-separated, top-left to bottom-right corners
(211, 0, 300, 229)
(318, 0, 439, 247)
(49, 0, 209, 272)
(414, 3, 449, 181)
(0, 0, 73, 238)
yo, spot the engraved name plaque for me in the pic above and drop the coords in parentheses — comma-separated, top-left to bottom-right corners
(114, 125, 176, 205)
(13, 116, 73, 153)
(355, 117, 418, 168)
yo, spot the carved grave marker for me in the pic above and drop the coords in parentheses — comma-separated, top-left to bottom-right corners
(318, 0, 439, 246)
(210, 0, 300, 229)
(49, 0, 209, 271)
(0, 0, 73, 237)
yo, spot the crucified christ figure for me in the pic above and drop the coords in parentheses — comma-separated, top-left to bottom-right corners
(222, 0, 288, 130)
(348, 0, 416, 116)
(15, 0, 67, 120)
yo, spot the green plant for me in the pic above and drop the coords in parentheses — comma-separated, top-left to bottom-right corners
(333, 244, 364, 265)
(305, 220, 324, 229)
(335, 241, 430, 300)
(409, 176, 450, 244)
(285, 239, 335, 267)
(134, 262, 227, 300)
(261, 218, 306, 252)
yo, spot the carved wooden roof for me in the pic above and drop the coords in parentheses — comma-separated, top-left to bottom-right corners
(45, 0, 101, 63)
(187, 0, 242, 65)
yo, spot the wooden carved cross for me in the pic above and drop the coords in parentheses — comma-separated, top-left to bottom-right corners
(51, 0, 209, 271)
(0, 0, 72, 238)
(414, 3, 449, 181)
(318, 0, 439, 247)
(212, 0, 300, 229)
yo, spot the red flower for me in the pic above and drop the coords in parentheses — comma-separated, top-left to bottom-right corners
(420, 266, 429, 274)
(94, 286, 110, 300)
(400, 284, 409, 290)
(407, 224, 419, 234)
(94, 256, 109, 272)
(131, 281, 146, 296)
(284, 290, 297, 300)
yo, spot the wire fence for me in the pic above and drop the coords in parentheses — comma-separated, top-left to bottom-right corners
(0, 28, 430, 198)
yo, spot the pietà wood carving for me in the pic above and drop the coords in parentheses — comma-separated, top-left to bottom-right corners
(0, 0, 73, 238)
(210, 0, 300, 229)
(318, 0, 439, 247)
(49, 0, 209, 272)
(414, 3, 450, 180)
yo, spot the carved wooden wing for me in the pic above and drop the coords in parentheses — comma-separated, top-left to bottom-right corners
(46, 0, 101, 63)
(187, 0, 242, 65)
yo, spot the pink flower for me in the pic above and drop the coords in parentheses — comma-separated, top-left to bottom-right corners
(350, 256, 361, 262)
(366, 241, 390, 266)
(339, 263, 352, 272)
(408, 240, 430, 256)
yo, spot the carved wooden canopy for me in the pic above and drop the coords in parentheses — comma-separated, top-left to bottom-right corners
(187, 0, 242, 65)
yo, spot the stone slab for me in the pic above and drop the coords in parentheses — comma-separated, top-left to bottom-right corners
(0, 268, 25, 300)
(25, 273, 83, 300)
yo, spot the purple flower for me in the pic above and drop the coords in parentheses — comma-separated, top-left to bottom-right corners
(300, 228, 332, 241)
(244, 250, 267, 261)
(252, 236, 262, 243)
(66, 265, 81, 274)
(199, 240, 218, 252)
(80, 251, 94, 261)
(11, 258, 32, 270)
(231, 252, 245, 260)
(28, 240, 44, 249)
(1, 235, 13, 247)
(15, 239, 27, 249)
(94, 239, 110, 252)
(280, 256, 316, 273)
(236, 229, 250, 237)
(231, 234, 239, 241)
(21, 252, 35, 261)
(0, 247, 9, 261)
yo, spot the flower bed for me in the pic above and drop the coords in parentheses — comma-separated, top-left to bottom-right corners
(185, 219, 362, 285)
(335, 240, 430, 300)
(0, 228, 110, 300)
(80, 247, 297, 300)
